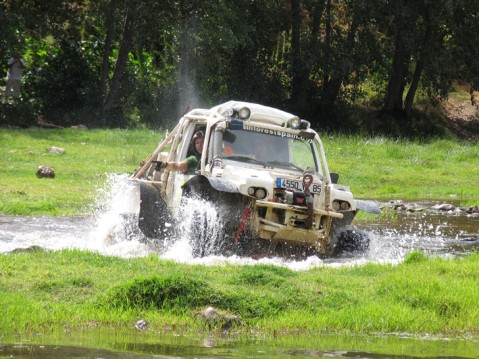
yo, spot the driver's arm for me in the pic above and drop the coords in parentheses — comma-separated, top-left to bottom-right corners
(164, 155, 198, 173)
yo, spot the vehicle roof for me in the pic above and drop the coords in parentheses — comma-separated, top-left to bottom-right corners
(210, 100, 298, 124)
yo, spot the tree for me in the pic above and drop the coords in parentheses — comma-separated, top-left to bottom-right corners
(381, 0, 479, 119)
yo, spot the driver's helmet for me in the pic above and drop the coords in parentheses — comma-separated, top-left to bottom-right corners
(192, 130, 205, 143)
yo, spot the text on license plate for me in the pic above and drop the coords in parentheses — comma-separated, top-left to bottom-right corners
(276, 178, 322, 194)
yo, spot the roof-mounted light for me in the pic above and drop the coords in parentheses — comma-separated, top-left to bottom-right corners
(300, 120, 311, 129)
(289, 116, 301, 129)
(238, 107, 251, 120)
(221, 107, 251, 120)
(221, 109, 234, 118)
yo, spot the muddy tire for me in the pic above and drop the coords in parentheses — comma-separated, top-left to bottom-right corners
(333, 228, 370, 254)
(182, 177, 249, 257)
(189, 202, 220, 257)
(138, 182, 172, 239)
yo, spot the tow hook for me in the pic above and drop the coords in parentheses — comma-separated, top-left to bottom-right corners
(303, 174, 314, 229)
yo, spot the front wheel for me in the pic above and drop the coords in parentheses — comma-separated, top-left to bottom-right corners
(138, 182, 172, 239)
(181, 179, 249, 258)
(181, 195, 238, 257)
(332, 228, 370, 255)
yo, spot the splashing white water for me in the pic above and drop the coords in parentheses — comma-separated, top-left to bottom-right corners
(83, 175, 336, 269)
(84, 176, 410, 269)
(0, 174, 477, 270)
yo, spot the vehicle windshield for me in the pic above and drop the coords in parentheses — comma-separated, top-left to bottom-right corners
(222, 128, 319, 173)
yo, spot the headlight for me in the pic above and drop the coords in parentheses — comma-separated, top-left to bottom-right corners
(332, 200, 351, 211)
(340, 201, 350, 210)
(248, 186, 267, 199)
(332, 200, 341, 211)
(255, 188, 267, 199)
(289, 116, 301, 129)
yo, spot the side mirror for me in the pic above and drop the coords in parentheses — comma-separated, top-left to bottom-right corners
(330, 172, 339, 184)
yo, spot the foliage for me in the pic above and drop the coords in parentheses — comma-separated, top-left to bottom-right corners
(2, 0, 479, 133)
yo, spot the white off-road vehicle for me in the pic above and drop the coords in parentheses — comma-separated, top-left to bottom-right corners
(131, 101, 380, 257)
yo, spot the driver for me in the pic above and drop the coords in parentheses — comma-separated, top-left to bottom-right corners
(159, 131, 204, 173)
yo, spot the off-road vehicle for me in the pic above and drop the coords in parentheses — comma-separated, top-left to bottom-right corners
(131, 101, 380, 257)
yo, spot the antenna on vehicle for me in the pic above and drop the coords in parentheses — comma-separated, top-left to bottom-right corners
(181, 103, 192, 116)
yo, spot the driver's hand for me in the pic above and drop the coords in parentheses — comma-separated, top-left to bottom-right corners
(152, 161, 167, 170)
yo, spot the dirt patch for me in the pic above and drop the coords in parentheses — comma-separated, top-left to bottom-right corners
(440, 91, 479, 141)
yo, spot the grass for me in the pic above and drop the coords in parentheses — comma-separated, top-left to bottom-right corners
(0, 249, 478, 336)
(1, 128, 478, 338)
(0, 128, 160, 215)
(322, 134, 479, 205)
(0, 128, 478, 216)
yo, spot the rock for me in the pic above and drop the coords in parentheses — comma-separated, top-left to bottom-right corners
(405, 204, 426, 212)
(433, 203, 456, 211)
(197, 306, 241, 331)
(466, 205, 479, 214)
(36, 166, 55, 178)
(48, 146, 65, 154)
(134, 319, 149, 331)
(70, 124, 88, 130)
(202, 306, 219, 321)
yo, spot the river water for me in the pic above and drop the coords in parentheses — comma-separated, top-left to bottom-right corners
(0, 175, 477, 268)
(1, 175, 478, 358)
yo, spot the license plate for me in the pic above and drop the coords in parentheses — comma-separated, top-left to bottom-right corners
(276, 178, 322, 194)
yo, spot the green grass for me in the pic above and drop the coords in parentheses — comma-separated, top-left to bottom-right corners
(322, 134, 479, 205)
(0, 128, 160, 215)
(1, 129, 478, 216)
(0, 249, 478, 336)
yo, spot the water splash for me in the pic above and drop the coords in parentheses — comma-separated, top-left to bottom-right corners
(0, 175, 477, 269)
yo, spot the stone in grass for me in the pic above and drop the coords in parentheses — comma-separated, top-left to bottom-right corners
(36, 166, 55, 178)
(197, 306, 241, 331)
(48, 146, 65, 154)
(134, 319, 149, 331)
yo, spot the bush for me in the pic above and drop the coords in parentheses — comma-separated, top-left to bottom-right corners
(0, 101, 37, 127)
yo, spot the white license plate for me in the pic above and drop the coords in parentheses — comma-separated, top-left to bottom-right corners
(276, 178, 321, 194)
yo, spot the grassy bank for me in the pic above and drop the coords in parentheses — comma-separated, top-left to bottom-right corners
(0, 249, 478, 337)
(1, 128, 478, 216)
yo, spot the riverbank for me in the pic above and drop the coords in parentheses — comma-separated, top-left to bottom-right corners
(0, 249, 478, 337)
(1, 128, 478, 216)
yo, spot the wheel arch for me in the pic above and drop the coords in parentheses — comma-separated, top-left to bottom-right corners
(182, 175, 240, 198)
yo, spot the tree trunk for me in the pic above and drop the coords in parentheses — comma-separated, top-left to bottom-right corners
(290, 0, 307, 108)
(102, 4, 135, 114)
(404, 25, 432, 115)
(322, 0, 332, 87)
(100, 0, 116, 101)
(383, 27, 410, 112)
(309, 0, 326, 52)
(321, 16, 359, 106)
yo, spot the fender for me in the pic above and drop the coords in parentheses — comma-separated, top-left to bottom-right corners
(182, 175, 240, 194)
(356, 199, 382, 214)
